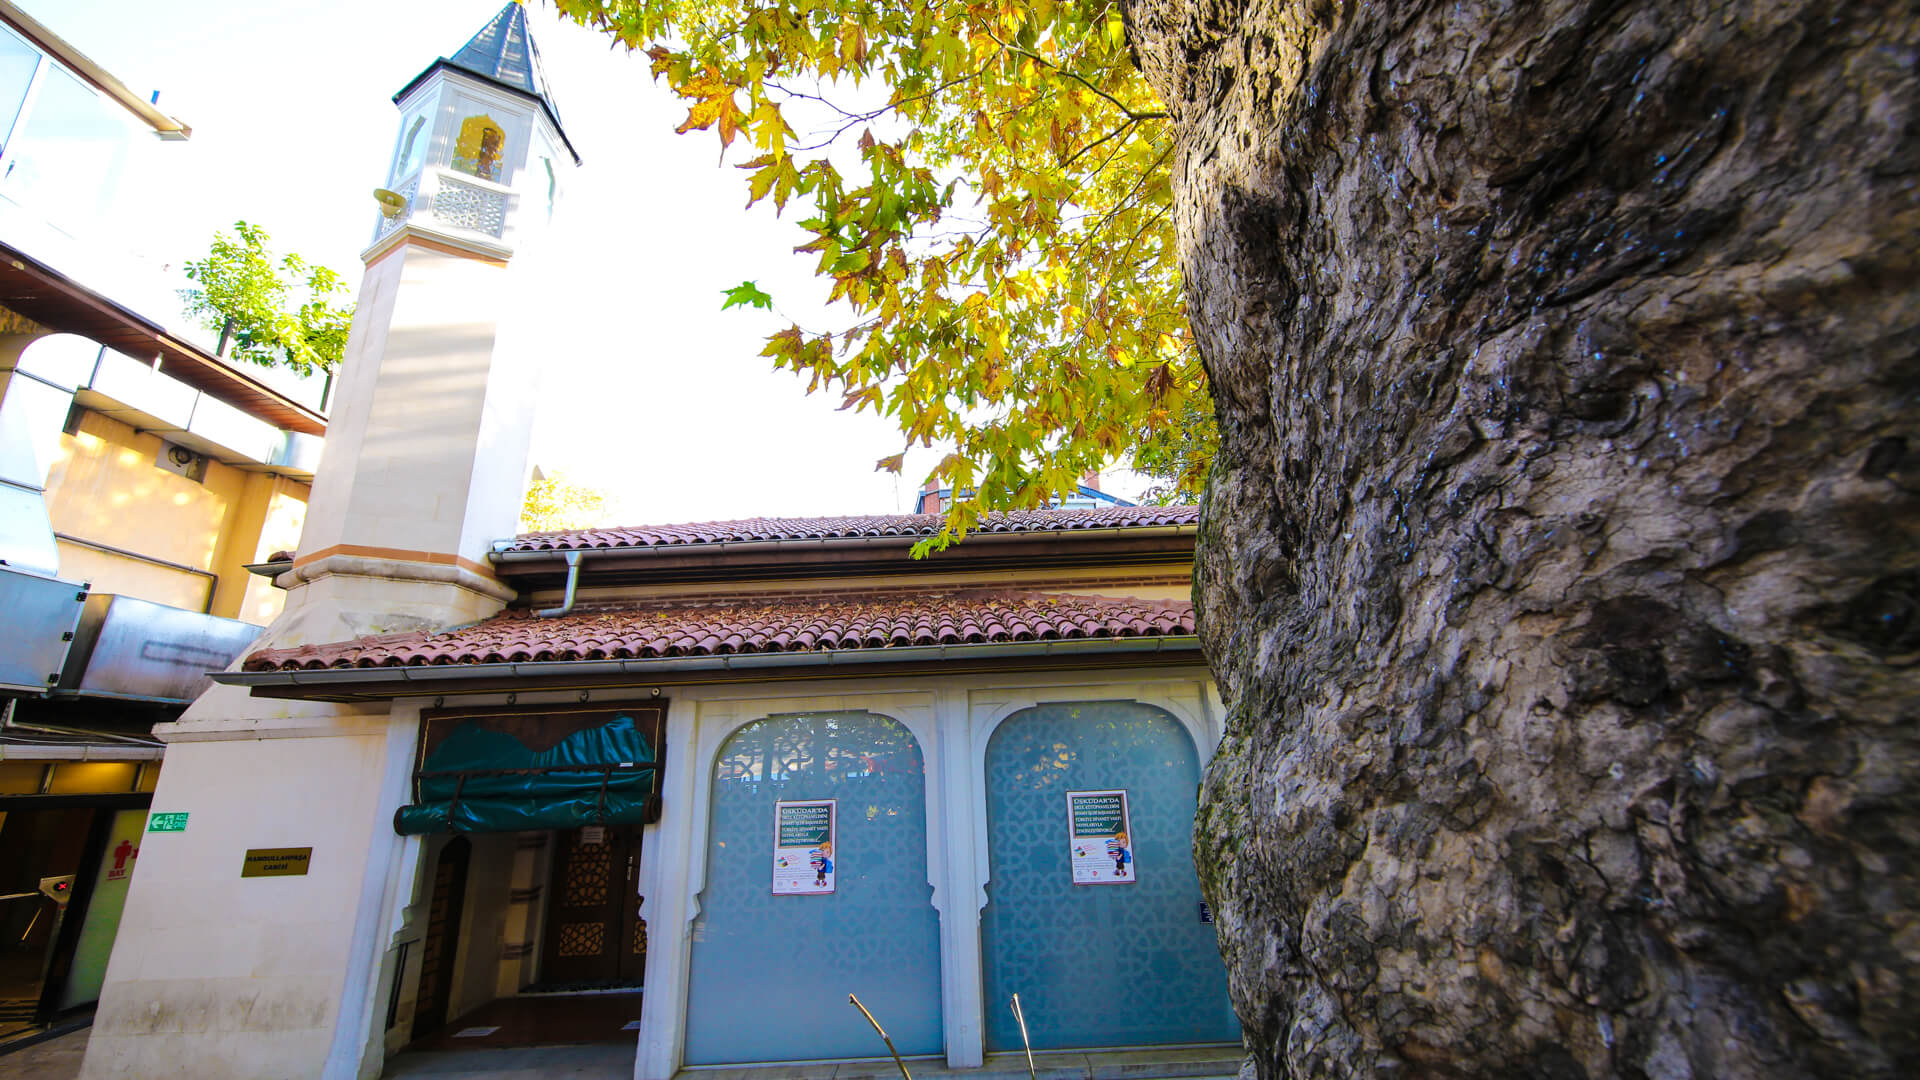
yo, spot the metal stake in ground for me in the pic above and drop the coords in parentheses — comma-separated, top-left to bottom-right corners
(849, 993, 913, 1080)
(1011, 993, 1037, 1080)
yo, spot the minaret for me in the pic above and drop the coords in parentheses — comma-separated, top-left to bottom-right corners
(80, 9, 582, 1079)
(281, 0, 581, 645)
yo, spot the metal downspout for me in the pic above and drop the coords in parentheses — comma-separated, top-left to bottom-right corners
(535, 550, 582, 617)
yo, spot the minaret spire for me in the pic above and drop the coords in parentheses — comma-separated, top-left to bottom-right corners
(391, 1, 579, 166)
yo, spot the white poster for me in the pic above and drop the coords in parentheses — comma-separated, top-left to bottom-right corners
(772, 799, 836, 895)
(1067, 788, 1135, 885)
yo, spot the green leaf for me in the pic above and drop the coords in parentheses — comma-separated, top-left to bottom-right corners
(720, 280, 775, 311)
(553, 0, 1208, 546)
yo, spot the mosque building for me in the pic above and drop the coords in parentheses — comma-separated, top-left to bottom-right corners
(77, 7, 1237, 1078)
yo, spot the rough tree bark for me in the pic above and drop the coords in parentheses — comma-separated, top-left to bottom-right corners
(1125, 0, 1917, 1076)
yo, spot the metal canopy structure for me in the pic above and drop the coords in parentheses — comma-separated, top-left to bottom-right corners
(0, 245, 329, 436)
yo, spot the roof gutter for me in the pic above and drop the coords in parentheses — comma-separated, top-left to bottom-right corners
(212, 634, 1204, 695)
(489, 523, 1198, 567)
(535, 550, 582, 617)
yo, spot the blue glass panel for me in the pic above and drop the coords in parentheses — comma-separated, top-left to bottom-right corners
(1, 64, 129, 231)
(0, 25, 40, 150)
(685, 712, 943, 1063)
(981, 702, 1237, 1050)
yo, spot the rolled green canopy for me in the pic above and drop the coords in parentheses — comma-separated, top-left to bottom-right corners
(394, 711, 659, 835)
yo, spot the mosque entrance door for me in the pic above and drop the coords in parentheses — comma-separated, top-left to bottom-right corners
(980, 701, 1237, 1051)
(539, 824, 645, 986)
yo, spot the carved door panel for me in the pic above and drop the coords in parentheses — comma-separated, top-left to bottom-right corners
(541, 825, 644, 985)
(411, 837, 470, 1039)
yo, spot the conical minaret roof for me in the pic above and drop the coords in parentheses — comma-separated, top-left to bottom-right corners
(394, 2, 580, 164)
(448, 3, 563, 123)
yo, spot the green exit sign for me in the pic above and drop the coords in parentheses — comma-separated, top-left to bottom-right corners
(147, 812, 189, 832)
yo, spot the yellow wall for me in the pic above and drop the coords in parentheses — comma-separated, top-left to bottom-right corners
(236, 476, 309, 625)
(42, 410, 309, 624)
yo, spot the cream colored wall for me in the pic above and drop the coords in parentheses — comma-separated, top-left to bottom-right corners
(79, 723, 404, 1080)
(43, 410, 309, 623)
(298, 241, 534, 571)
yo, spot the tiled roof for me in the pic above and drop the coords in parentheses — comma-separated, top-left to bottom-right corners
(447, 3, 564, 125)
(243, 591, 1196, 672)
(504, 505, 1200, 553)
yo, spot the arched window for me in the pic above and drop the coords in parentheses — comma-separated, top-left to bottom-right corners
(450, 114, 505, 182)
(391, 115, 427, 185)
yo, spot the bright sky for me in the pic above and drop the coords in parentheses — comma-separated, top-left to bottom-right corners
(28, 0, 1081, 525)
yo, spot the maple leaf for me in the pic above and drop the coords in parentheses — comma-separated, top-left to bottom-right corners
(553, 0, 1210, 542)
(720, 281, 774, 311)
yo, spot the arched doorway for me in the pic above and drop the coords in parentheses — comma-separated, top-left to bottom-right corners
(684, 711, 942, 1063)
(981, 701, 1236, 1050)
(411, 836, 471, 1040)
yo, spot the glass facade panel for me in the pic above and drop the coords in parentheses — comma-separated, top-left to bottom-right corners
(0, 63, 131, 231)
(685, 711, 942, 1063)
(0, 24, 40, 149)
(981, 702, 1236, 1050)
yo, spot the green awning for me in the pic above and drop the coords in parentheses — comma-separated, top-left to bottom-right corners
(394, 712, 659, 835)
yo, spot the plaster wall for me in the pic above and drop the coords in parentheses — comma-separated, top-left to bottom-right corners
(267, 563, 511, 650)
(78, 710, 416, 1080)
(298, 240, 533, 571)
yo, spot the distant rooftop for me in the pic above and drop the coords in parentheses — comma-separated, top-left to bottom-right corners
(502, 505, 1201, 553)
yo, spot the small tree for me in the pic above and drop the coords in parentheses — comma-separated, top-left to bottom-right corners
(520, 468, 612, 533)
(180, 221, 353, 376)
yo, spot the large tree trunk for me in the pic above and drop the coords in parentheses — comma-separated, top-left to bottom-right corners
(1125, 0, 1918, 1075)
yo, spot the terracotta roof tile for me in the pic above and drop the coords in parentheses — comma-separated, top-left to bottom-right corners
(243, 591, 1196, 672)
(504, 505, 1199, 552)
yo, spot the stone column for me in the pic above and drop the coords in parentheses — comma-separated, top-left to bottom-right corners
(633, 697, 701, 1080)
(934, 687, 986, 1068)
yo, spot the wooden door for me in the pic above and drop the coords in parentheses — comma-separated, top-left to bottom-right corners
(411, 837, 470, 1039)
(541, 825, 644, 985)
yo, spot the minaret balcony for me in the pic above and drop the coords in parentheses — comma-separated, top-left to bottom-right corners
(373, 165, 521, 254)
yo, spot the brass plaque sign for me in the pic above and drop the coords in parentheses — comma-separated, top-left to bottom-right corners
(241, 847, 312, 878)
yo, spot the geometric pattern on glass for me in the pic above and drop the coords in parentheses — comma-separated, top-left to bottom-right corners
(980, 701, 1237, 1050)
(684, 711, 943, 1064)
